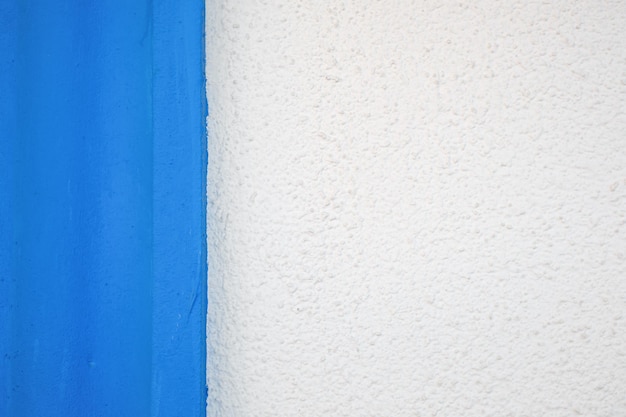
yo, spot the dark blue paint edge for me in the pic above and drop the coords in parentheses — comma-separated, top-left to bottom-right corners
(0, 2, 207, 416)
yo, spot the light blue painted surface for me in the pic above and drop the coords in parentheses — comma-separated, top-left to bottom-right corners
(0, 2, 207, 416)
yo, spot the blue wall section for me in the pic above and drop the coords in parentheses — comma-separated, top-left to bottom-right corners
(0, 2, 206, 416)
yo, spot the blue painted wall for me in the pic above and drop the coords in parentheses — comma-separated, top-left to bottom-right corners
(0, 2, 207, 416)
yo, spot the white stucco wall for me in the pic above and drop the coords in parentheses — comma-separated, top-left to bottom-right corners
(206, 2, 626, 416)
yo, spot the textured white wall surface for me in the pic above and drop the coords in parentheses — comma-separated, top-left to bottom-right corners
(206, 1, 626, 416)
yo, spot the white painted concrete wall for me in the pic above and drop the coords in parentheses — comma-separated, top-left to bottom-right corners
(206, 2, 626, 416)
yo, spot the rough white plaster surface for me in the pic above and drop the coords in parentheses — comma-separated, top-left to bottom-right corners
(206, 1, 626, 416)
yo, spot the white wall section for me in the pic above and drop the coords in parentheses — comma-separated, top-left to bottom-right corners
(206, 2, 626, 416)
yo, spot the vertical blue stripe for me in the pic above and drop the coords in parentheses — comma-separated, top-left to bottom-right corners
(0, 1, 206, 416)
(0, 2, 18, 415)
(152, 1, 207, 416)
